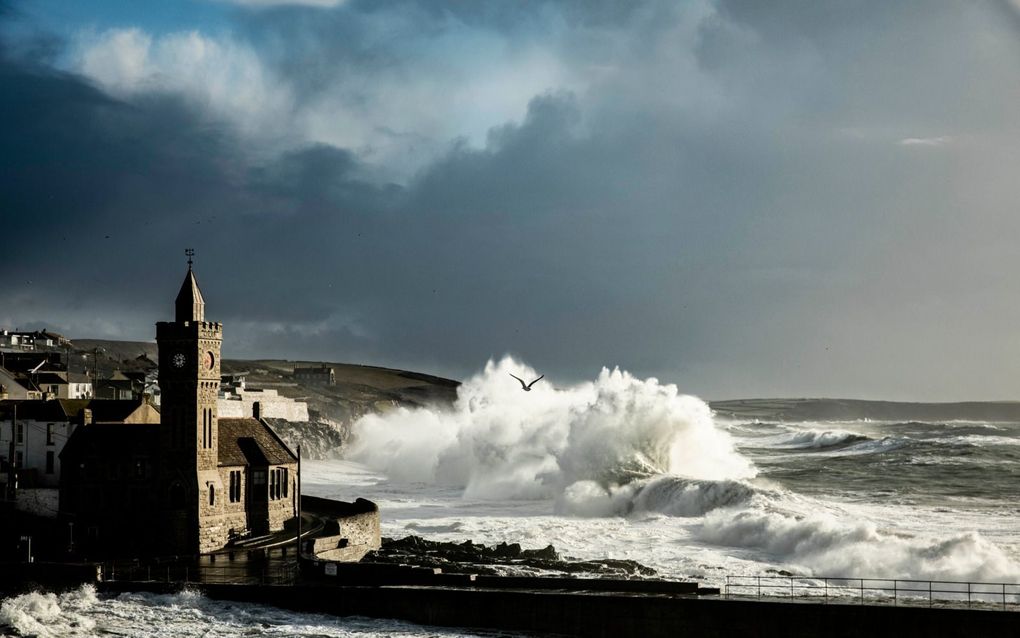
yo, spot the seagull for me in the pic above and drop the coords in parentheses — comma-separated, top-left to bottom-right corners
(509, 373, 544, 391)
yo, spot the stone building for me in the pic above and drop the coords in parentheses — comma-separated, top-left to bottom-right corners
(294, 364, 336, 386)
(59, 261, 299, 556)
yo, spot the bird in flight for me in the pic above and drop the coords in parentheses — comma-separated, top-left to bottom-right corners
(509, 373, 544, 391)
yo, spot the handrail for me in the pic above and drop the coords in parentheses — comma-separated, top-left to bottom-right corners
(724, 575, 1020, 611)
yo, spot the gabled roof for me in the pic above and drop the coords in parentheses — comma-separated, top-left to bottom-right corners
(34, 372, 68, 385)
(218, 417, 297, 467)
(0, 398, 154, 423)
(175, 267, 206, 322)
(60, 422, 159, 460)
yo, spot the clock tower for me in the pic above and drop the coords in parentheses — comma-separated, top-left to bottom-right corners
(155, 250, 223, 553)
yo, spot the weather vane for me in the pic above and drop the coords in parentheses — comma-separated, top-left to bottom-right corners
(185, 248, 195, 268)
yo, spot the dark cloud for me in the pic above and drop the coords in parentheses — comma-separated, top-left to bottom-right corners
(2, 2, 1020, 400)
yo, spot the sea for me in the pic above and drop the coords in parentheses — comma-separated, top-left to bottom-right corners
(4, 355, 1019, 636)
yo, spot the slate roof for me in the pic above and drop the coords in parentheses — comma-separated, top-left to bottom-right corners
(60, 422, 159, 460)
(0, 398, 150, 422)
(175, 267, 206, 322)
(218, 417, 297, 467)
(34, 372, 69, 386)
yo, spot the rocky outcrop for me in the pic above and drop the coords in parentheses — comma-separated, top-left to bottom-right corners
(264, 418, 348, 460)
(364, 535, 657, 578)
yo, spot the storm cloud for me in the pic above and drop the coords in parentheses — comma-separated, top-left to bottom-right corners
(1, 0, 1019, 400)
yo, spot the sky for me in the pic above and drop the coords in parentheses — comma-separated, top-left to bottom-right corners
(1, 0, 1020, 401)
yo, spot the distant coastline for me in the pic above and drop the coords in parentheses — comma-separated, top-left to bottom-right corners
(710, 398, 1020, 423)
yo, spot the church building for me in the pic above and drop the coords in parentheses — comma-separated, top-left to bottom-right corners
(60, 258, 299, 555)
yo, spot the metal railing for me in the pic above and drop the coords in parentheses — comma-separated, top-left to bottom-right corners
(724, 575, 1020, 611)
(101, 555, 298, 586)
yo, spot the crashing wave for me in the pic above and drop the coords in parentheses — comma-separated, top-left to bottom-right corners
(697, 508, 1020, 582)
(348, 356, 755, 502)
(556, 475, 776, 518)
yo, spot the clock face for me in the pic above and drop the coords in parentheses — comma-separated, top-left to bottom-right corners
(172, 353, 187, 368)
(204, 351, 215, 370)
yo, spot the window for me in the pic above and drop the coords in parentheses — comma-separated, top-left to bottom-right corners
(45, 451, 55, 474)
(229, 470, 242, 503)
(15, 450, 23, 467)
(16, 422, 23, 443)
(253, 470, 266, 485)
(282, 468, 289, 497)
(46, 423, 54, 445)
(269, 469, 277, 500)
(275, 468, 285, 500)
(209, 485, 215, 506)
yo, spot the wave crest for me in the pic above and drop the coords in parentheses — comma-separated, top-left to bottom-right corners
(775, 430, 871, 450)
(556, 475, 774, 518)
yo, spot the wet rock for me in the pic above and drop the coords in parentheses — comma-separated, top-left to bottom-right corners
(363, 535, 656, 578)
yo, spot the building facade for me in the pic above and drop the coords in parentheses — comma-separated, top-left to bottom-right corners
(0, 399, 159, 491)
(60, 262, 298, 556)
(294, 364, 336, 386)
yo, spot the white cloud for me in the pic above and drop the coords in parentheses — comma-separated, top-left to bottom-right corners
(76, 28, 296, 147)
(72, 23, 578, 180)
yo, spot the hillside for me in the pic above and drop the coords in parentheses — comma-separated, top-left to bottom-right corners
(219, 359, 459, 425)
(68, 339, 460, 426)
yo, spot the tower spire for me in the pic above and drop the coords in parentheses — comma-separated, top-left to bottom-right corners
(175, 249, 205, 322)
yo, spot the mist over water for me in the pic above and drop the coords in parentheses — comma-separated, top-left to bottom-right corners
(337, 357, 1020, 585)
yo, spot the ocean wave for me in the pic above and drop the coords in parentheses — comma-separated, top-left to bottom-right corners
(348, 356, 755, 503)
(829, 436, 911, 456)
(0, 585, 99, 637)
(697, 509, 1020, 582)
(405, 521, 466, 534)
(940, 435, 1020, 448)
(556, 475, 777, 518)
(771, 429, 871, 450)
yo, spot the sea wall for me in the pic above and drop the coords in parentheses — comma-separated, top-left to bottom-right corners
(96, 581, 1020, 638)
(302, 496, 380, 562)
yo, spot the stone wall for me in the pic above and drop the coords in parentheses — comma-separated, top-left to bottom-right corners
(194, 463, 297, 554)
(217, 389, 309, 422)
(304, 498, 380, 562)
(15, 488, 59, 518)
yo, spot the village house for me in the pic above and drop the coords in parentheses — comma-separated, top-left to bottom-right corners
(0, 367, 41, 400)
(0, 398, 160, 518)
(294, 364, 336, 386)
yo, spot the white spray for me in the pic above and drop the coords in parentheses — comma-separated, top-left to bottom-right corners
(348, 356, 755, 510)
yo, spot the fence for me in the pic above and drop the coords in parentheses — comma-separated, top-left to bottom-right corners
(101, 553, 298, 586)
(724, 575, 1020, 611)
